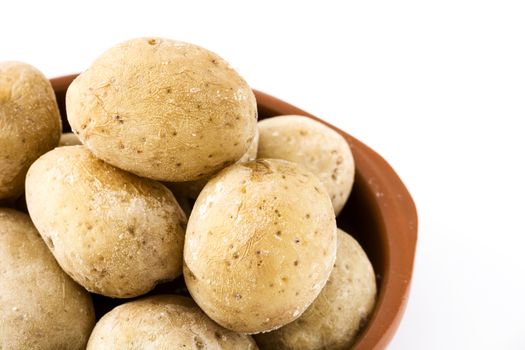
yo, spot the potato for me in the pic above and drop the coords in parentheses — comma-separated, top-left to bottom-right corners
(184, 159, 337, 333)
(257, 115, 355, 215)
(0, 61, 61, 199)
(0, 208, 95, 349)
(25, 146, 187, 298)
(66, 37, 257, 182)
(87, 295, 258, 350)
(169, 128, 260, 199)
(254, 229, 377, 349)
(59, 132, 81, 146)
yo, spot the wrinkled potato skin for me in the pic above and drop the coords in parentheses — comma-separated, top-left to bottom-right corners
(184, 159, 337, 334)
(87, 295, 258, 350)
(58, 132, 81, 146)
(255, 229, 377, 349)
(25, 146, 187, 298)
(0, 62, 61, 199)
(66, 37, 257, 182)
(257, 115, 354, 215)
(0, 208, 95, 349)
(170, 129, 259, 199)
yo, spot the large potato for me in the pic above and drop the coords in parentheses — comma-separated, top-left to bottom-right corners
(184, 159, 337, 334)
(87, 295, 258, 349)
(25, 146, 187, 298)
(0, 208, 95, 349)
(257, 115, 355, 215)
(0, 61, 61, 199)
(254, 229, 377, 349)
(169, 128, 260, 199)
(66, 37, 257, 182)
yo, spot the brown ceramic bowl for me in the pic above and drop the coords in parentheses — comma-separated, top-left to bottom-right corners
(50, 75, 417, 350)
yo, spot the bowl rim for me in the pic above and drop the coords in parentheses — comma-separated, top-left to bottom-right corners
(50, 76, 418, 350)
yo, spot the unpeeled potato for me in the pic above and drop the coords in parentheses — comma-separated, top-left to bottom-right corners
(25, 146, 187, 298)
(0, 208, 95, 349)
(0, 61, 61, 199)
(66, 37, 257, 182)
(184, 159, 337, 334)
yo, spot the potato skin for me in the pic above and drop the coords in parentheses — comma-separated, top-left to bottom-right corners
(25, 146, 187, 298)
(0, 208, 95, 349)
(254, 229, 377, 350)
(58, 132, 81, 146)
(66, 37, 257, 182)
(184, 159, 337, 333)
(169, 129, 260, 199)
(257, 115, 355, 215)
(87, 295, 258, 350)
(0, 61, 61, 199)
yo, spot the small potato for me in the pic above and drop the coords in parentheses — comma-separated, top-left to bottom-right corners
(0, 208, 95, 349)
(59, 132, 81, 146)
(258, 115, 355, 215)
(66, 37, 257, 182)
(0, 61, 61, 199)
(254, 229, 377, 350)
(169, 129, 260, 199)
(25, 146, 187, 298)
(87, 295, 258, 350)
(184, 159, 337, 334)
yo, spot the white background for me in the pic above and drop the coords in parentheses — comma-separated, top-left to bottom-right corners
(2, 1, 524, 349)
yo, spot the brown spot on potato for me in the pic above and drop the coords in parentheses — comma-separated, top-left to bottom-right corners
(148, 39, 157, 45)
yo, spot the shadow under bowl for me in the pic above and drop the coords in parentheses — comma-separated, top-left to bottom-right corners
(50, 75, 417, 350)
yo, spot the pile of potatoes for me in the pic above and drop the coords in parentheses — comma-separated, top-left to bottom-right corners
(0, 37, 376, 349)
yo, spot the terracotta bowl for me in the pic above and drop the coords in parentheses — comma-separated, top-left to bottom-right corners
(50, 75, 418, 350)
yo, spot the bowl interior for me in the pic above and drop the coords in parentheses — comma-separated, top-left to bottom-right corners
(51, 76, 417, 350)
